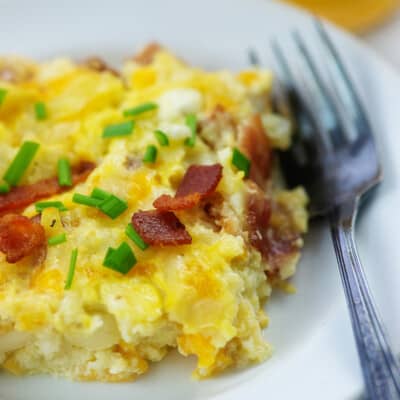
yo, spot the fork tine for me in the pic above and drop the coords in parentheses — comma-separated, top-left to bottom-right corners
(270, 39, 297, 88)
(248, 48, 260, 67)
(272, 38, 333, 156)
(314, 19, 372, 137)
(269, 40, 329, 164)
(292, 30, 348, 148)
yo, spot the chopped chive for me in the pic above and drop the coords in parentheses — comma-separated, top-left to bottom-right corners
(103, 248, 116, 266)
(123, 102, 158, 117)
(57, 159, 72, 187)
(125, 223, 148, 251)
(0, 88, 7, 106)
(232, 147, 251, 178)
(74, 188, 127, 219)
(102, 120, 134, 138)
(142, 145, 157, 163)
(0, 182, 10, 194)
(98, 194, 128, 219)
(34, 102, 47, 120)
(154, 130, 169, 146)
(91, 187, 111, 200)
(72, 193, 101, 208)
(35, 201, 68, 213)
(184, 114, 197, 147)
(103, 242, 136, 274)
(3, 141, 40, 186)
(65, 248, 78, 289)
(48, 233, 67, 246)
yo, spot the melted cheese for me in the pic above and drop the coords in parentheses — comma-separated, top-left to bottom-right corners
(0, 49, 307, 381)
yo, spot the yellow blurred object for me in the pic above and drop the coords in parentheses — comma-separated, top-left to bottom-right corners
(283, 0, 399, 32)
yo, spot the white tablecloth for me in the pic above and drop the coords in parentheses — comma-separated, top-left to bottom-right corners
(363, 11, 400, 70)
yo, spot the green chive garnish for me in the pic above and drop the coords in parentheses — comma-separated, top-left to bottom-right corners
(74, 189, 127, 219)
(142, 145, 157, 163)
(123, 102, 158, 117)
(125, 223, 148, 251)
(57, 159, 72, 187)
(65, 248, 78, 289)
(0, 89, 7, 106)
(35, 201, 68, 213)
(3, 141, 40, 186)
(72, 193, 101, 208)
(0, 182, 10, 194)
(102, 121, 134, 138)
(98, 194, 128, 219)
(184, 114, 197, 147)
(34, 102, 47, 120)
(232, 147, 251, 178)
(91, 187, 111, 200)
(154, 130, 169, 146)
(48, 233, 67, 246)
(103, 242, 136, 274)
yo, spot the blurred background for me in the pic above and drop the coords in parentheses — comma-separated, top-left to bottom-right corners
(277, 0, 400, 68)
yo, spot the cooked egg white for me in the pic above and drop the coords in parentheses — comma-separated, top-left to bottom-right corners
(0, 48, 307, 381)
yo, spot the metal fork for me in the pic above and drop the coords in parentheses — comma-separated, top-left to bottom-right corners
(262, 20, 400, 399)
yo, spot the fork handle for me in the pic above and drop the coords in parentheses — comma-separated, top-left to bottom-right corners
(329, 197, 400, 399)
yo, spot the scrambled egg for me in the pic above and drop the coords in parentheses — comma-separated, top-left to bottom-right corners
(0, 47, 308, 381)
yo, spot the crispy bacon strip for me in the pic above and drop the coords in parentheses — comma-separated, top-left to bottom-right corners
(0, 161, 95, 215)
(132, 210, 191, 246)
(176, 164, 223, 198)
(153, 164, 223, 211)
(238, 115, 272, 188)
(0, 214, 46, 263)
(154, 193, 202, 212)
(246, 182, 299, 270)
(132, 42, 162, 65)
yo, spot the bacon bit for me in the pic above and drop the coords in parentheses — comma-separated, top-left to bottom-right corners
(0, 161, 95, 215)
(263, 233, 300, 282)
(246, 182, 271, 255)
(33, 243, 48, 267)
(0, 67, 19, 83)
(176, 164, 223, 198)
(0, 59, 35, 84)
(124, 155, 142, 171)
(132, 210, 192, 246)
(202, 192, 239, 234)
(82, 57, 119, 77)
(132, 43, 162, 65)
(0, 214, 46, 263)
(30, 214, 41, 224)
(238, 115, 272, 187)
(153, 193, 202, 212)
(209, 104, 231, 121)
(268, 234, 299, 261)
(153, 164, 223, 211)
(246, 182, 299, 270)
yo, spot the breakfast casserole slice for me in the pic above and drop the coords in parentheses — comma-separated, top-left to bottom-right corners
(0, 44, 308, 381)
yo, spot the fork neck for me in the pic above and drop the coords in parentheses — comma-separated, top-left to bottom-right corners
(330, 196, 360, 231)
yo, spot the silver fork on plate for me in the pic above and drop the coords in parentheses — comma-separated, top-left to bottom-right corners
(255, 20, 400, 399)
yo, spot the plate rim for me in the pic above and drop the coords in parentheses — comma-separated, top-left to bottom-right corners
(0, 1, 400, 399)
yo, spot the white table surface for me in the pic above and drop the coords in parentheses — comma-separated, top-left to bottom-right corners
(364, 11, 400, 70)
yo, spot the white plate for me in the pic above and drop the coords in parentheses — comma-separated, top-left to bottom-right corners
(1, 0, 400, 399)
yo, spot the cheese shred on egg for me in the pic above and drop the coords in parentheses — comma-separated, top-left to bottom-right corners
(0, 45, 308, 382)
